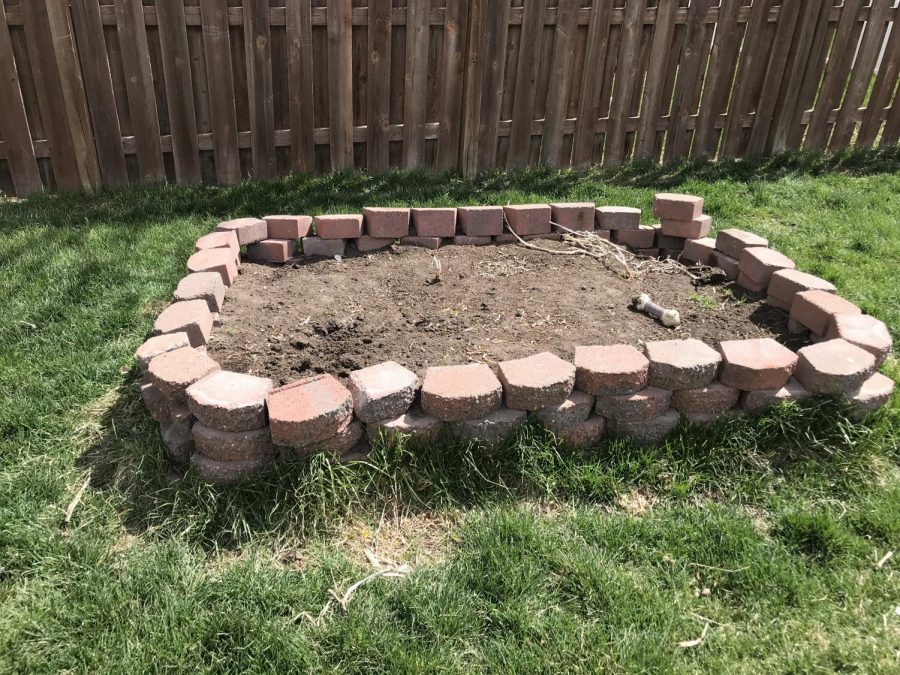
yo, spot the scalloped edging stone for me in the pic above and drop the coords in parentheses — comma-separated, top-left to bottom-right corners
(132, 193, 894, 483)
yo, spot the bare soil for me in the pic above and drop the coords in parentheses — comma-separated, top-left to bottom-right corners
(208, 243, 796, 386)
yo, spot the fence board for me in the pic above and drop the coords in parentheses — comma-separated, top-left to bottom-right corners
(804, 0, 865, 150)
(113, 0, 165, 180)
(541, 0, 580, 166)
(285, 0, 315, 172)
(365, 0, 390, 171)
(435, 0, 467, 170)
(571, 0, 613, 167)
(243, 0, 276, 178)
(691, 0, 741, 158)
(634, 0, 676, 160)
(665, 0, 710, 161)
(767, 0, 822, 154)
(200, 0, 241, 183)
(858, 16, 899, 147)
(829, 0, 892, 149)
(327, 0, 353, 169)
(720, 0, 771, 157)
(784, 0, 834, 150)
(401, 0, 429, 168)
(157, 1, 201, 183)
(507, 0, 545, 168)
(604, 0, 646, 165)
(71, 0, 127, 186)
(0, 1, 42, 194)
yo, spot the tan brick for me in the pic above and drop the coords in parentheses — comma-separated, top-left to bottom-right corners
(363, 207, 410, 238)
(575, 344, 649, 395)
(596, 206, 641, 230)
(314, 214, 363, 239)
(216, 217, 268, 245)
(348, 360, 419, 422)
(148, 346, 220, 401)
(718, 338, 798, 391)
(550, 202, 595, 232)
(153, 300, 213, 348)
(193, 423, 274, 462)
(790, 290, 861, 335)
(653, 193, 703, 221)
(187, 248, 238, 286)
(248, 239, 296, 263)
(411, 207, 457, 237)
(715, 228, 767, 259)
(825, 314, 892, 366)
(595, 386, 671, 421)
(173, 272, 226, 313)
(186, 370, 273, 432)
(794, 339, 877, 395)
(672, 382, 739, 414)
(458, 206, 503, 236)
(659, 214, 712, 239)
(264, 215, 312, 239)
(421, 363, 503, 421)
(609, 409, 680, 446)
(267, 374, 354, 446)
(497, 352, 576, 410)
(644, 339, 721, 390)
(503, 204, 552, 235)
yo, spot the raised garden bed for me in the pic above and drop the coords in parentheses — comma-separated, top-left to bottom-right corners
(136, 194, 895, 485)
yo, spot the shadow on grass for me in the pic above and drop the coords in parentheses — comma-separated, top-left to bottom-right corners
(3, 148, 898, 229)
(75, 367, 893, 551)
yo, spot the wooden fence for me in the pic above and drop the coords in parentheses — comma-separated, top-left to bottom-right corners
(0, 1, 897, 196)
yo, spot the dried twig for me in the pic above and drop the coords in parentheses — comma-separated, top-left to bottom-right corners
(876, 550, 894, 569)
(63, 473, 91, 524)
(501, 211, 709, 281)
(296, 562, 410, 626)
(677, 622, 710, 649)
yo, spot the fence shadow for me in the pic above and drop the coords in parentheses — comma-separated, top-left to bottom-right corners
(4, 149, 898, 230)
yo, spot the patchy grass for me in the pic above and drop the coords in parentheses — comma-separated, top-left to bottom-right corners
(0, 150, 898, 672)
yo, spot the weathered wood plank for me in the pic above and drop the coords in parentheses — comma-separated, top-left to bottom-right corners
(242, 0, 276, 178)
(286, 0, 315, 172)
(475, 0, 510, 173)
(691, 0, 740, 158)
(157, 1, 201, 183)
(804, 0, 864, 150)
(70, 0, 128, 186)
(435, 0, 467, 170)
(785, 0, 835, 150)
(540, 0, 580, 166)
(401, 0, 430, 168)
(857, 10, 899, 148)
(634, 0, 676, 160)
(0, 1, 42, 194)
(604, 0, 646, 165)
(365, 0, 390, 171)
(720, 0, 771, 158)
(665, 0, 710, 161)
(327, 0, 353, 169)
(829, 0, 892, 149)
(507, 0, 545, 168)
(200, 0, 240, 183)
(571, 0, 614, 168)
(113, 0, 165, 180)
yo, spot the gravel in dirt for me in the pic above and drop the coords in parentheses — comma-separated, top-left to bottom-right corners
(207, 242, 797, 386)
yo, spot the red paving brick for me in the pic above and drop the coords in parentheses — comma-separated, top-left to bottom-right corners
(497, 352, 576, 410)
(267, 374, 354, 446)
(421, 363, 503, 421)
(574, 344, 649, 395)
(718, 338, 798, 391)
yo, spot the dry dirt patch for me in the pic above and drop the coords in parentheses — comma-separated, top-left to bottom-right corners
(208, 243, 792, 385)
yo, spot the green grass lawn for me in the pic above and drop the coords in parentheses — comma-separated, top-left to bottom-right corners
(1, 150, 898, 672)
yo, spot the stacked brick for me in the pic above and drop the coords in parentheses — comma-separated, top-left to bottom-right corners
(134, 195, 895, 485)
(653, 193, 713, 260)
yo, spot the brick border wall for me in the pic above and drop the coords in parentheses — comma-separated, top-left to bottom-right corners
(136, 194, 895, 485)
